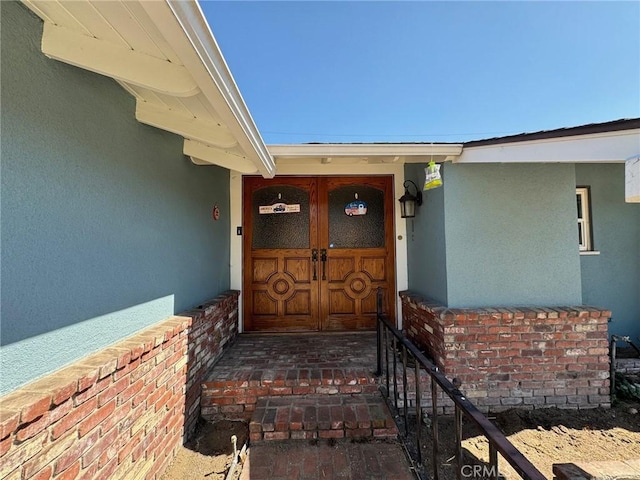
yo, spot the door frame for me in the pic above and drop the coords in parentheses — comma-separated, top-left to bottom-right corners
(242, 175, 395, 332)
(229, 164, 409, 331)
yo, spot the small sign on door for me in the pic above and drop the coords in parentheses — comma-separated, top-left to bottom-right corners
(259, 202, 301, 214)
(344, 201, 368, 216)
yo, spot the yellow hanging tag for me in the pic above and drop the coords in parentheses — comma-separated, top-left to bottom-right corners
(423, 161, 443, 190)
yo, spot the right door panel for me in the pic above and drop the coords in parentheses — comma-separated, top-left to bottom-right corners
(318, 176, 395, 331)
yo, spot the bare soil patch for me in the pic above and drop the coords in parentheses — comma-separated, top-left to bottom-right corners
(407, 399, 640, 480)
(160, 420, 247, 480)
(161, 400, 640, 480)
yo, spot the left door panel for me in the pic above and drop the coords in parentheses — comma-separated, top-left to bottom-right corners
(243, 177, 319, 331)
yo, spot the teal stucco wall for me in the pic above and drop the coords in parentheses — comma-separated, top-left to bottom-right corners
(405, 162, 584, 308)
(576, 164, 640, 339)
(404, 163, 448, 305)
(0, 2, 230, 395)
(443, 163, 582, 307)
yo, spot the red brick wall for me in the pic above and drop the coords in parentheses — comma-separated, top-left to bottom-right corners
(400, 291, 610, 411)
(401, 293, 447, 370)
(0, 291, 238, 480)
(616, 358, 640, 375)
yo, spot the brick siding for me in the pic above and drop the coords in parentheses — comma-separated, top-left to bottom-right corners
(615, 358, 640, 375)
(0, 291, 238, 480)
(400, 291, 610, 411)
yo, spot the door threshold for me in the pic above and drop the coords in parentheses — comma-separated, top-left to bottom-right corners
(240, 331, 374, 336)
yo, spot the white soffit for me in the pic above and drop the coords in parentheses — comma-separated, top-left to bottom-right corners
(457, 130, 640, 164)
(268, 144, 463, 165)
(22, 0, 275, 177)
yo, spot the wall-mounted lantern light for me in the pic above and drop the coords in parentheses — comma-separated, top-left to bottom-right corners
(398, 180, 423, 218)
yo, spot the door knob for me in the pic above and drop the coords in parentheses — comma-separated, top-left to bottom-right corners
(311, 249, 318, 281)
(320, 248, 327, 280)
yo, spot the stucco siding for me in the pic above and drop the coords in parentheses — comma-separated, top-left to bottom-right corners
(576, 163, 640, 339)
(0, 2, 230, 395)
(404, 163, 448, 305)
(443, 163, 582, 307)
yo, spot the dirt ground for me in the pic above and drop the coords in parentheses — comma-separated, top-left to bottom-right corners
(162, 347, 640, 479)
(161, 400, 639, 480)
(410, 399, 640, 480)
(160, 420, 248, 480)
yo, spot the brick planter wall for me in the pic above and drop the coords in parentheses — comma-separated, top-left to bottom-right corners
(615, 358, 640, 375)
(0, 291, 238, 480)
(400, 291, 611, 412)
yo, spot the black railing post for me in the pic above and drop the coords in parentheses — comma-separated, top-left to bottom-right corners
(392, 336, 398, 411)
(455, 405, 463, 480)
(384, 327, 390, 396)
(402, 344, 409, 436)
(376, 288, 383, 376)
(376, 320, 383, 377)
(489, 442, 499, 480)
(373, 311, 545, 480)
(415, 359, 422, 465)
(432, 376, 439, 480)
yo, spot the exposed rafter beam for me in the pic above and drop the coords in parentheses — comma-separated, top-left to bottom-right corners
(143, 1, 276, 177)
(41, 23, 200, 97)
(184, 140, 257, 173)
(136, 101, 238, 149)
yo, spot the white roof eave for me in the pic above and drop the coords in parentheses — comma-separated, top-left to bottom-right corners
(162, 0, 275, 177)
(268, 143, 464, 159)
(23, 0, 275, 178)
(457, 129, 640, 164)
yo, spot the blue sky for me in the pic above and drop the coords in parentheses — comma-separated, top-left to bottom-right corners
(202, 1, 639, 144)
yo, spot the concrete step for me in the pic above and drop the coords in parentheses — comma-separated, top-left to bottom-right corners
(249, 394, 398, 442)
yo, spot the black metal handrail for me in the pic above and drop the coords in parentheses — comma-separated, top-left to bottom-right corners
(376, 289, 546, 480)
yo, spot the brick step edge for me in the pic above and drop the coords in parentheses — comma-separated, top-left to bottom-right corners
(201, 382, 381, 422)
(249, 395, 399, 443)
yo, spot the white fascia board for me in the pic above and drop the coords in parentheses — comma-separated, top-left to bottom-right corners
(145, 1, 275, 178)
(268, 144, 463, 158)
(458, 130, 640, 164)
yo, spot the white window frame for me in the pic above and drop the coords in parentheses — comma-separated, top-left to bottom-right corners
(576, 187, 592, 251)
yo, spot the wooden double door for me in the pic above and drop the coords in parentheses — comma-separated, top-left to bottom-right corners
(242, 176, 396, 332)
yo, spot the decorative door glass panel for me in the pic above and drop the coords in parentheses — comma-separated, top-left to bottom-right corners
(252, 186, 310, 249)
(328, 185, 385, 249)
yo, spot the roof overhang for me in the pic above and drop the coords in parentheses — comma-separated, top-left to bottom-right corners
(458, 127, 640, 203)
(268, 143, 463, 166)
(18, 0, 639, 190)
(23, 0, 275, 177)
(457, 129, 640, 164)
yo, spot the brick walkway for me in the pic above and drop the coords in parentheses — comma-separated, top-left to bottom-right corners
(239, 438, 416, 480)
(201, 333, 381, 420)
(206, 333, 417, 478)
(250, 394, 398, 441)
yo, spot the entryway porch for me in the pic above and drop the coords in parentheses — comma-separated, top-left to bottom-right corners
(200, 332, 400, 441)
(199, 302, 549, 480)
(200, 331, 420, 479)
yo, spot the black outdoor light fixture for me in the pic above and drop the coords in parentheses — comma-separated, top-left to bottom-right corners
(398, 180, 423, 218)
